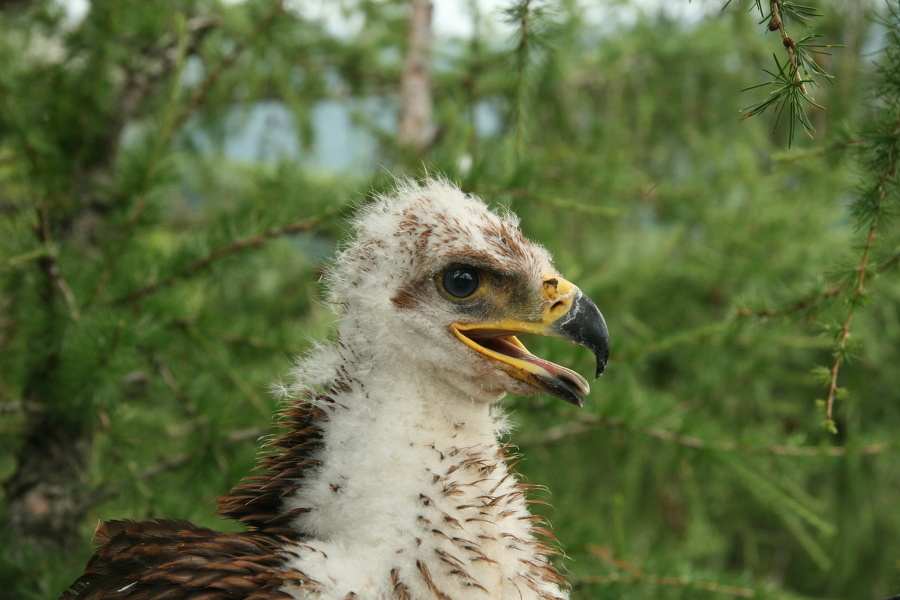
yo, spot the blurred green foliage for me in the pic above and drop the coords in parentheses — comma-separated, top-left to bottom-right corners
(0, 1, 897, 599)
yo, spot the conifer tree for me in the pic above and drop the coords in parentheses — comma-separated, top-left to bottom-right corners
(0, 1, 347, 594)
(0, 1, 898, 599)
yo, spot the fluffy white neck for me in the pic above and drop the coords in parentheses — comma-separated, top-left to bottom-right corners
(278, 341, 567, 600)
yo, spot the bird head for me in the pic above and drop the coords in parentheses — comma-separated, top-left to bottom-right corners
(327, 178, 609, 406)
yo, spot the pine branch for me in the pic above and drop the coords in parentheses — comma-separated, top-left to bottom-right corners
(114, 15, 221, 139)
(118, 217, 319, 304)
(91, 2, 288, 304)
(209, 328, 306, 355)
(817, 7, 900, 432)
(146, 351, 202, 421)
(734, 283, 843, 318)
(619, 319, 735, 362)
(167, 1, 286, 142)
(822, 214, 878, 430)
(577, 547, 757, 598)
(472, 184, 624, 216)
(508, 0, 532, 156)
(1, 248, 50, 272)
(520, 412, 895, 457)
(176, 319, 271, 416)
(734, 0, 839, 145)
(77, 14, 222, 180)
(33, 202, 80, 322)
(0, 400, 44, 415)
(734, 250, 900, 319)
(769, 0, 808, 94)
(81, 345, 260, 514)
(502, 0, 558, 158)
(77, 426, 265, 512)
(575, 574, 756, 598)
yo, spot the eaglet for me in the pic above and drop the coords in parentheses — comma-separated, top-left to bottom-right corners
(62, 178, 610, 600)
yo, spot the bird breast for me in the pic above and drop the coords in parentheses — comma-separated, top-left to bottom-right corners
(276, 382, 566, 600)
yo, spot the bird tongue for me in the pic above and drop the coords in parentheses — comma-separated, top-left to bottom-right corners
(482, 336, 591, 398)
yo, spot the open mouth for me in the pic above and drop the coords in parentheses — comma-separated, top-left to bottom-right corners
(452, 326, 591, 406)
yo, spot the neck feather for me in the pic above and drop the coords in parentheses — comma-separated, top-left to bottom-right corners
(217, 340, 568, 600)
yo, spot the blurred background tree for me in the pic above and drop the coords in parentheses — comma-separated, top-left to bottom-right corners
(0, 1, 897, 599)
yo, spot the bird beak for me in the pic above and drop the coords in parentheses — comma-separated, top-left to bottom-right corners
(452, 275, 610, 407)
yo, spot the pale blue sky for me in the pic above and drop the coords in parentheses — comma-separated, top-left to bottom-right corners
(58, 0, 717, 37)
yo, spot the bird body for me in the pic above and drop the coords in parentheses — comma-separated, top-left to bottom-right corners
(62, 179, 609, 600)
(270, 355, 564, 600)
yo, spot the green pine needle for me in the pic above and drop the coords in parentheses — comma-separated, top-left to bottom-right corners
(740, 54, 822, 145)
(735, 1, 837, 145)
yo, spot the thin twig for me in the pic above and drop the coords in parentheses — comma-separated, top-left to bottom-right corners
(575, 573, 756, 598)
(90, 3, 286, 305)
(0, 400, 45, 415)
(177, 319, 272, 416)
(78, 426, 266, 512)
(734, 284, 843, 318)
(0, 318, 15, 403)
(822, 101, 900, 424)
(514, 0, 531, 156)
(33, 203, 80, 321)
(473, 184, 624, 217)
(212, 329, 306, 355)
(146, 351, 202, 420)
(114, 15, 221, 140)
(520, 412, 894, 457)
(168, 0, 286, 138)
(824, 215, 878, 424)
(734, 250, 900, 319)
(1, 248, 50, 272)
(119, 217, 319, 304)
(770, 0, 807, 94)
(578, 546, 757, 598)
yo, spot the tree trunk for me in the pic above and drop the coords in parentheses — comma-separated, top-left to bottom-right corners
(2, 257, 91, 557)
(2, 411, 91, 553)
(398, 0, 435, 152)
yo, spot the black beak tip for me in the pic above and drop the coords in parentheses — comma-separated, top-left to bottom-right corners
(594, 346, 610, 378)
(551, 290, 610, 382)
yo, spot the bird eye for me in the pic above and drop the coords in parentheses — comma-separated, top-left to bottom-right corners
(442, 267, 480, 298)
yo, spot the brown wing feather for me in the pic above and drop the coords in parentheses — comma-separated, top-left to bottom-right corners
(60, 519, 315, 600)
(217, 391, 335, 539)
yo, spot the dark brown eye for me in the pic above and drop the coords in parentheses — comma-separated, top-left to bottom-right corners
(442, 267, 480, 298)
